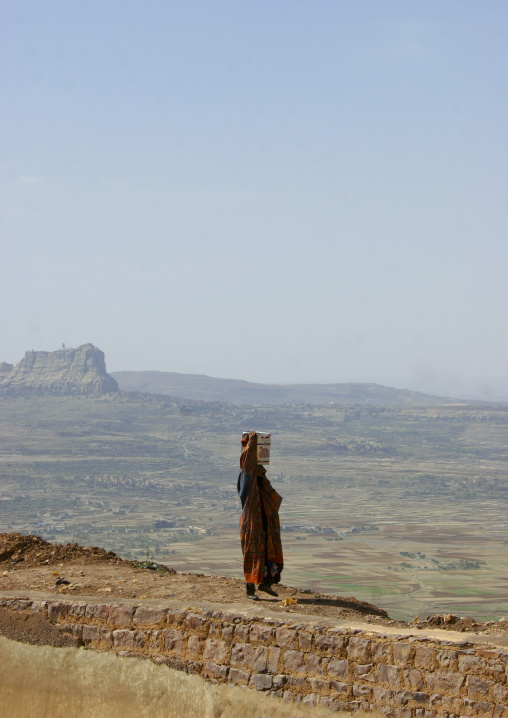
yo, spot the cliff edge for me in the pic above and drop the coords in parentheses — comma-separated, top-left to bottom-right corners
(0, 344, 119, 397)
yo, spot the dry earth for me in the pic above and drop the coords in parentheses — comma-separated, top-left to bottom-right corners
(2, 533, 508, 646)
(0, 607, 79, 647)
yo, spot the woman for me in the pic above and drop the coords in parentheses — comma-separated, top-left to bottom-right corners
(237, 430, 284, 600)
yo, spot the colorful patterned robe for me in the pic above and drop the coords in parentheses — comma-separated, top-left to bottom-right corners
(238, 433, 284, 585)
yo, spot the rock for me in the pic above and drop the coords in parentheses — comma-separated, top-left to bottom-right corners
(250, 673, 272, 691)
(426, 670, 464, 696)
(393, 643, 412, 665)
(414, 646, 435, 670)
(327, 658, 348, 678)
(82, 625, 99, 643)
(0, 344, 118, 396)
(113, 629, 135, 648)
(315, 634, 345, 654)
(187, 635, 202, 655)
(443, 614, 458, 624)
(205, 662, 229, 679)
(307, 653, 327, 675)
(347, 637, 370, 661)
(275, 627, 298, 649)
(249, 624, 273, 644)
(163, 629, 183, 652)
(376, 663, 401, 688)
(0, 362, 13, 378)
(204, 639, 229, 663)
(228, 668, 249, 685)
(283, 650, 305, 673)
(133, 607, 166, 626)
(108, 604, 135, 627)
(186, 614, 203, 630)
(298, 632, 312, 650)
(267, 647, 281, 674)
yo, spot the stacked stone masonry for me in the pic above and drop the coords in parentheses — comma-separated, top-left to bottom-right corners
(2, 597, 507, 718)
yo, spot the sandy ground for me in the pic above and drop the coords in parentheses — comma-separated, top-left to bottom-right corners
(2, 533, 508, 645)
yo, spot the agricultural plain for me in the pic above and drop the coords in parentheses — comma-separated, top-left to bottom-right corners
(0, 393, 507, 620)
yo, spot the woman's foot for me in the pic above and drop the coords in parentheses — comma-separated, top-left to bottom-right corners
(258, 583, 278, 597)
(246, 583, 259, 600)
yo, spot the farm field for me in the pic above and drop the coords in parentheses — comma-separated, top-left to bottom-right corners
(0, 394, 507, 620)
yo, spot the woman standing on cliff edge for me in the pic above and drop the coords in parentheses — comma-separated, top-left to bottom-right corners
(237, 431, 284, 601)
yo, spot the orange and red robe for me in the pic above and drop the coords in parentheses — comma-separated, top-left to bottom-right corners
(238, 433, 284, 585)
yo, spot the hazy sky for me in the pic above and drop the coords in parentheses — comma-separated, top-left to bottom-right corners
(2, 1, 508, 396)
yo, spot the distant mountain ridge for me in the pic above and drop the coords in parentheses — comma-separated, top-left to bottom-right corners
(0, 344, 119, 397)
(112, 370, 454, 406)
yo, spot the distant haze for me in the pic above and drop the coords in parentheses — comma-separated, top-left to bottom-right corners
(112, 370, 458, 406)
(2, 2, 507, 401)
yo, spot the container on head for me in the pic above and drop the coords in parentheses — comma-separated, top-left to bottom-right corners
(242, 431, 271, 465)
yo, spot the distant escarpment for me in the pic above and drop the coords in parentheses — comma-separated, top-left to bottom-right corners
(0, 344, 119, 397)
(112, 371, 454, 406)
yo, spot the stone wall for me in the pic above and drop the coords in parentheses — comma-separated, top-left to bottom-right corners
(2, 597, 507, 718)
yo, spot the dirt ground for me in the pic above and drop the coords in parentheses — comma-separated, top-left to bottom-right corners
(2, 533, 508, 641)
(0, 607, 79, 647)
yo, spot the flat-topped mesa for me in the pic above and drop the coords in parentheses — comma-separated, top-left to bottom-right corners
(0, 344, 119, 397)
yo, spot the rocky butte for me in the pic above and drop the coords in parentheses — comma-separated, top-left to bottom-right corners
(0, 344, 119, 397)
